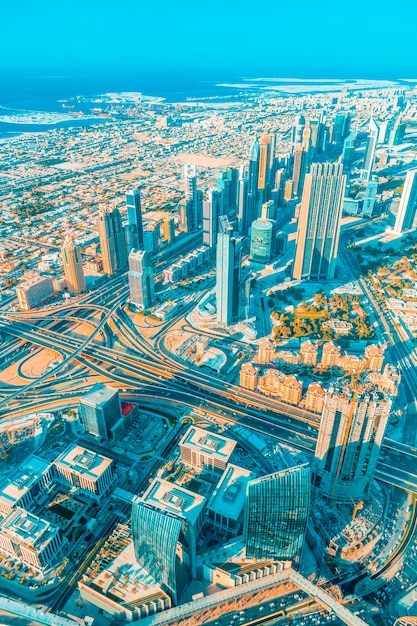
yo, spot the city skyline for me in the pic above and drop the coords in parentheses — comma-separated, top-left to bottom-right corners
(1, 38, 417, 625)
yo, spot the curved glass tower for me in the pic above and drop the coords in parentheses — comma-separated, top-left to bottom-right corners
(132, 502, 183, 603)
(244, 464, 311, 567)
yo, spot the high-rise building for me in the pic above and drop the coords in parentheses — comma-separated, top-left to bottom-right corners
(236, 166, 250, 234)
(261, 200, 276, 220)
(17, 276, 54, 310)
(98, 207, 128, 275)
(342, 131, 357, 173)
(393, 170, 417, 234)
(314, 380, 392, 503)
(61, 235, 86, 294)
(79, 384, 121, 441)
(132, 501, 184, 603)
(244, 464, 311, 567)
(203, 187, 223, 248)
(362, 177, 378, 217)
(293, 162, 346, 281)
(132, 478, 206, 603)
(216, 216, 241, 326)
(292, 146, 307, 197)
(248, 138, 260, 197)
(291, 115, 305, 152)
(217, 167, 238, 215)
(257, 129, 271, 203)
(180, 165, 201, 233)
(363, 118, 379, 180)
(128, 249, 155, 310)
(163, 217, 175, 243)
(250, 218, 275, 264)
(332, 112, 351, 144)
(125, 189, 144, 253)
(389, 116, 406, 146)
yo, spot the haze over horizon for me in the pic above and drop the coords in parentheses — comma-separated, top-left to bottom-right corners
(2, 0, 417, 80)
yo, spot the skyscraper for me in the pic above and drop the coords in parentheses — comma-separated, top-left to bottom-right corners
(61, 235, 86, 293)
(292, 145, 308, 197)
(98, 207, 128, 275)
(291, 114, 305, 152)
(216, 216, 241, 327)
(79, 384, 121, 441)
(248, 138, 260, 196)
(125, 188, 144, 253)
(180, 165, 201, 233)
(132, 478, 206, 604)
(132, 502, 183, 603)
(293, 162, 346, 281)
(362, 177, 378, 217)
(393, 170, 417, 234)
(250, 219, 275, 264)
(363, 118, 379, 180)
(332, 112, 351, 144)
(244, 464, 311, 567)
(203, 187, 223, 248)
(128, 249, 155, 310)
(314, 380, 392, 503)
(236, 166, 250, 234)
(257, 129, 271, 206)
(342, 131, 357, 173)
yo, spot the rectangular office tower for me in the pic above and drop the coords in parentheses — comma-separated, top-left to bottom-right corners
(314, 381, 391, 503)
(126, 188, 144, 252)
(393, 170, 417, 234)
(244, 464, 311, 567)
(98, 207, 128, 275)
(216, 216, 242, 326)
(128, 249, 155, 310)
(293, 162, 346, 281)
(79, 384, 121, 441)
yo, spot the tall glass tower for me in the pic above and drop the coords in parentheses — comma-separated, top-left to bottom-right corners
(216, 216, 241, 327)
(244, 464, 311, 567)
(126, 188, 144, 252)
(202, 187, 223, 248)
(128, 249, 155, 310)
(293, 162, 346, 281)
(132, 502, 183, 603)
(98, 207, 128, 275)
(393, 170, 417, 234)
(363, 118, 379, 180)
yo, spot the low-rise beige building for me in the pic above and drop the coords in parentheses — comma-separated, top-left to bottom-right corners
(256, 337, 276, 364)
(365, 344, 385, 372)
(299, 340, 318, 365)
(321, 342, 341, 368)
(240, 363, 259, 390)
(305, 382, 326, 413)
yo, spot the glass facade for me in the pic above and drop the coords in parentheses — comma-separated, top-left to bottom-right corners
(132, 502, 183, 603)
(250, 218, 274, 263)
(244, 464, 311, 566)
(126, 189, 144, 251)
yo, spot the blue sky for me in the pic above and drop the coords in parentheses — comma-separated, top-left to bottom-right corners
(2, 0, 417, 78)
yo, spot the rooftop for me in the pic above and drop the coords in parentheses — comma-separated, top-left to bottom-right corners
(80, 383, 119, 408)
(1, 507, 57, 549)
(180, 426, 236, 462)
(142, 478, 206, 526)
(207, 464, 255, 521)
(0, 456, 51, 508)
(54, 445, 112, 479)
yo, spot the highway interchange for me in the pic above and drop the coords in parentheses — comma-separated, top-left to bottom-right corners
(1, 238, 417, 606)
